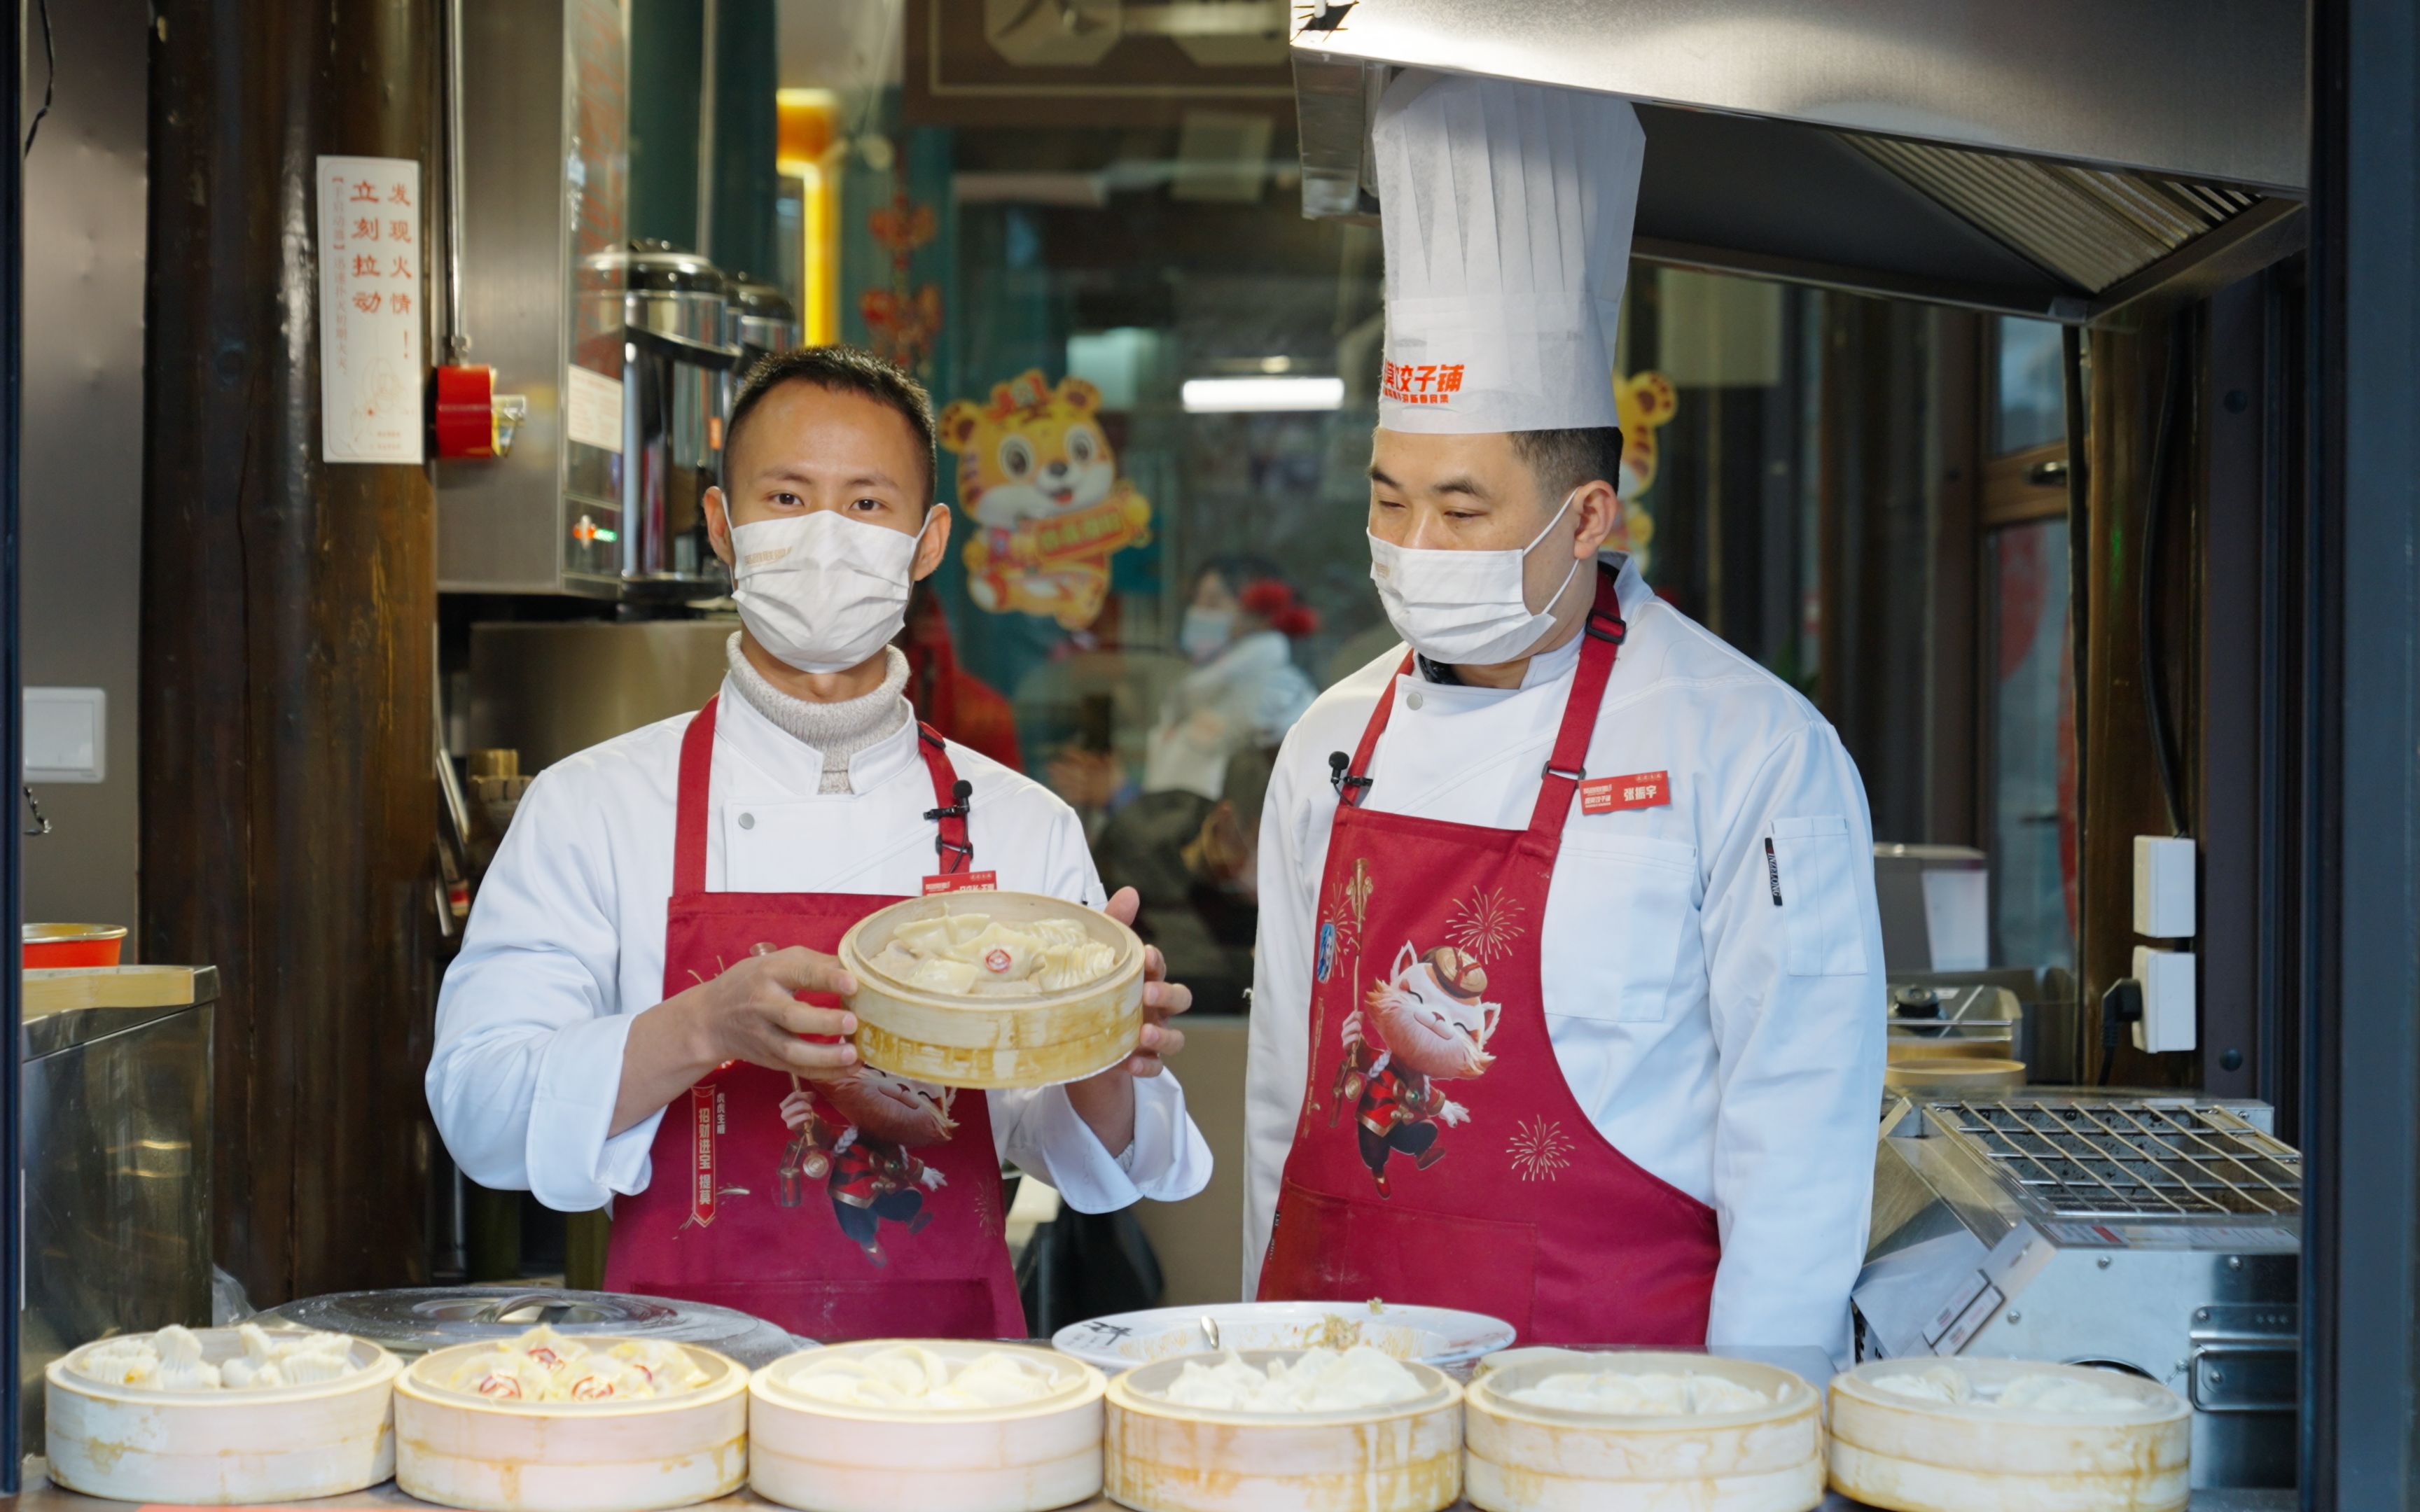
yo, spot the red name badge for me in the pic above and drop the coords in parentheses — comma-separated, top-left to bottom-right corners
(1580, 771, 1670, 814)
(922, 869, 999, 895)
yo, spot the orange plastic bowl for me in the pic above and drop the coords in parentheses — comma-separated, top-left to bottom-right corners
(23, 924, 126, 968)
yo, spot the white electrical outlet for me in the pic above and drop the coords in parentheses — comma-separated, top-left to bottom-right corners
(2132, 946, 2198, 1054)
(2133, 835, 2197, 938)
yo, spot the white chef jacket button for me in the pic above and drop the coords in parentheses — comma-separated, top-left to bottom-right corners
(738, 812, 756, 830)
(1406, 690, 1426, 711)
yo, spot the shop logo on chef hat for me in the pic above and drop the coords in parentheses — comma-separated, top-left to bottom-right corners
(1380, 360, 1468, 408)
(1371, 70, 1644, 436)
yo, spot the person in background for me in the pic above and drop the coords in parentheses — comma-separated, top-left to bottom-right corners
(1094, 744, 1275, 1017)
(900, 579, 1023, 771)
(1143, 557, 1319, 802)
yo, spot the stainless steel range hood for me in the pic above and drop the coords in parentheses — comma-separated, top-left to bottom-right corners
(1292, 0, 2307, 323)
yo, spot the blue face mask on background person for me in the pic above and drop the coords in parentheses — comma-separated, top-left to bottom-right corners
(1179, 606, 1237, 663)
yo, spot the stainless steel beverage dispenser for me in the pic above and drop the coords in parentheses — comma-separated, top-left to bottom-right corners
(726, 274, 801, 382)
(571, 241, 739, 596)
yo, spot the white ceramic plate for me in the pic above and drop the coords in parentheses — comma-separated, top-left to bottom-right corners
(1052, 1301, 1516, 1371)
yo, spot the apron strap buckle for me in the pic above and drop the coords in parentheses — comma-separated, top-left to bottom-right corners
(1585, 607, 1627, 644)
(1543, 762, 1585, 782)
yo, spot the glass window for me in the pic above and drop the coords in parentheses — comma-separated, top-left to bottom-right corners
(1986, 519, 2076, 969)
(1993, 315, 2066, 455)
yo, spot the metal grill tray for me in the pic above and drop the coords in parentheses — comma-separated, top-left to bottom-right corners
(1926, 1098, 2302, 1221)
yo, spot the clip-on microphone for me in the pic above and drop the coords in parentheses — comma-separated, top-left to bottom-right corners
(1328, 751, 1372, 804)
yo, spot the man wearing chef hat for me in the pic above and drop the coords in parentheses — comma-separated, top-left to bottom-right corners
(1246, 72, 1885, 1357)
(431, 345, 1211, 1340)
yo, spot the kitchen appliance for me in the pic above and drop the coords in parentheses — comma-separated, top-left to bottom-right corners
(726, 274, 800, 382)
(257, 1286, 800, 1369)
(443, 0, 743, 600)
(20, 965, 217, 1456)
(1856, 1092, 2300, 1489)
(1287, 0, 2307, 327)
(571, 240, 742, 598)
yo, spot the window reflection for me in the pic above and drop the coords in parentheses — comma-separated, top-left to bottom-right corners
(1994, 316, 2066, 455)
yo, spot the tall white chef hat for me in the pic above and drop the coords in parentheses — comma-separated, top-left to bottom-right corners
(1372, 69, 1645, 434)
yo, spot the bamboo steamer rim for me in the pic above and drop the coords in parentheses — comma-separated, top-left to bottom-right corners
(839, 890, 1143, 1010)
(400, 1338, 746, 1418)
(1832, 1357, 2188, 1426)
(1107, 1349, 1462, 1427)
(46, 1331, 402, 1408)
(1466, 1349, 1819, 1429)
(753, 1339, 1106, 1422)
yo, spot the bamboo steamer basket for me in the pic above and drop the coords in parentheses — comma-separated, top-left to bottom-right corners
(396, 1338, 748, 1512)
(1883, 1057, 2026, 1091)
(1463, 1350, 1824, 1512)
(45, 1329, 401, 1504)
(840, 890, 1144, 1088)
(1828, 1358, 2190, 1512)
(1104, 1350, 1463, 1512)
(750, 1340, 1106, 1512)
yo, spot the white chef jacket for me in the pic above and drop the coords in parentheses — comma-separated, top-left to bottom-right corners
(429, 678, 1214, 1217)
(1246, 556, 1884, 1357)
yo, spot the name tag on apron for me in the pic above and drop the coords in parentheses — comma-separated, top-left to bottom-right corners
(1580, 771, 1669, 814)
(923, 869, 999, 895)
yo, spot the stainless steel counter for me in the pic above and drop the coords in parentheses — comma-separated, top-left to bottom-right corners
(9, 1466, 2299, 1512)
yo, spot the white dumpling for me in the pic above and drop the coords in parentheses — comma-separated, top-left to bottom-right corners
(279, 1348, 353, 1385)
(155, 1324, 204, 1366)
(155, 1358, 223, 1392)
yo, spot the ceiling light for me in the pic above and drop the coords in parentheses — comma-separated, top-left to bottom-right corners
(1180, 375, 1345, 412)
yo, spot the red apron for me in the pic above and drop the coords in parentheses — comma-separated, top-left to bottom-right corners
(601, 696, 1026, 1341)
(1258, 567, 1720, 1344)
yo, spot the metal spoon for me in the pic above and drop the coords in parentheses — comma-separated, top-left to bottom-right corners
(1199, 1315, 1221, 1352)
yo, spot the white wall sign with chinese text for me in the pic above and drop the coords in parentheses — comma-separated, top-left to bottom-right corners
(317, 155, 424, 464)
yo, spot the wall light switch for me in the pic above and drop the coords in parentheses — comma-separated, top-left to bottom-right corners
(2133, 834, 2196, 938)
(2132, 946, 2197, 1054)
(23, 687, 105, 783)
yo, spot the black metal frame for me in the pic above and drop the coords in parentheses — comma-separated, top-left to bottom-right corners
(2302, 0, 2420, 1505)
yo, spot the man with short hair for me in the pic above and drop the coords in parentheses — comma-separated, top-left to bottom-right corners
(431, 345, 1210, 1339)
(1245, 72, 1884, 1357)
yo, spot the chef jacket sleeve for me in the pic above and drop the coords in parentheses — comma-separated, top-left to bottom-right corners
(427, 768, 667, 1212)
(988, 801, 1215, 1210)
(1699, 720, 1887, 1360)
(1241, 729, 1323, 1298)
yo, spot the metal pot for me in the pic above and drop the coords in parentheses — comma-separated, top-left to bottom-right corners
(256, 1286, 802, 1368)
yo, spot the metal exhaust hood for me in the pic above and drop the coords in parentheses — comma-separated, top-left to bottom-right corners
(1291, 0, 2307, 324)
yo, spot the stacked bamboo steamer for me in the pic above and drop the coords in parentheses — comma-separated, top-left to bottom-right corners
(1462, 1350, 1824, 1512)
(840, 890, 1144, 1088)
(45, 1329, 403, 1504)
(751, 1340, 1106, 1512)
(394, 1339, 749, 1512)
(1828, 1358, 2190, 1512)
(1104, 1350, 1464, 1512)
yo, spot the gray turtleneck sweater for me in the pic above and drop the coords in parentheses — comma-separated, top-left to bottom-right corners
(723, 634, 912, 794)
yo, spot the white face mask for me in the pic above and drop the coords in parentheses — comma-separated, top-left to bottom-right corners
(1179, 606, 1236, 663)
(1366, 489, 1581, 665)
(728, 509, 927, 674)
